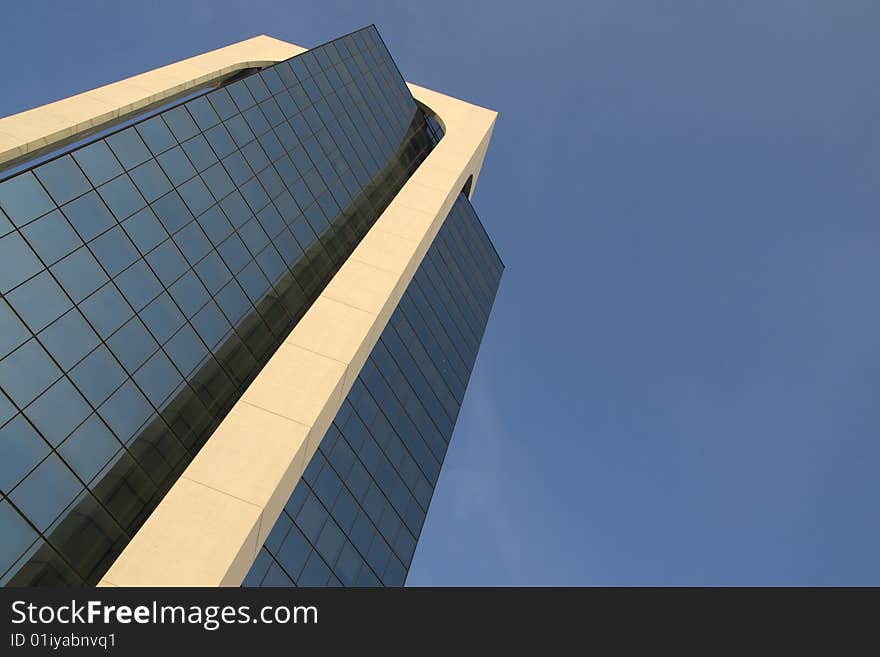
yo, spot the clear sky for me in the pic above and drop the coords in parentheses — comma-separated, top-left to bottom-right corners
(4, 1, 879, 585)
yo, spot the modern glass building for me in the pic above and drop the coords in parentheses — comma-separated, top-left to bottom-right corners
(0, 26, 501, 587)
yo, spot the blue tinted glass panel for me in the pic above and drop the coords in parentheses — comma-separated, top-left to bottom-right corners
(0, 172, 55, 226)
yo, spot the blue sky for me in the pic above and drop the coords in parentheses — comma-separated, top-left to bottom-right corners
(4, 1, 880, 585)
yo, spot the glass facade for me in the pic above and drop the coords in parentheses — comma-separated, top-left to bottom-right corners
(0, 26, 446, 586)
(243, 193, 503, 587)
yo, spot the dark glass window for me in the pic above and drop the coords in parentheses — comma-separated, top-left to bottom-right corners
(123, 206, 167, 253)
(177, 176, 214, 217)
(115, 260, 162, 311)
(72, 141, 123, 187)
(79, 282, 132, 338)
(107, 128, 151, 169)
(91, 227, 139, 277)
(0, 415, 50, 491)
(157, 147, 196, 186)
(107, 317, 158, 374)
(130, 160, 173, 202)
(25, 376, 91, 446)
(0, 172, 55, 226)
(37, 308, 99, 371)
(7, 271, 73, 333)
(0, 339, 62, 407)
(169, 271, 209, 318)
(137, 117, 176, 156)
(98, 174, 146, 222)
(35, 156, 90, 205)
(59, 414, 121, 483)
(140, 293, 185, 345)
(98, 380, 153, 444)
(204, 124, 236, 159)
(181, 135, 217, 172)
(0, 231, 44, 293)
(186, 96, 220, 132)
(52, 247, 108, 303)
(70, 345, 126, 407)
(197, 204, 233, 246)
(21, 210, 82, 265)
(9, 453, 82, 531)
(146, 240, 188, 286)
(0, 501, 38, 576)
(163, 107, 199, 142)
(61, 191, 115, 242)
(133, 350, 181, 407)
(0, 299, 29, 360)
(152, 191, 193, 235)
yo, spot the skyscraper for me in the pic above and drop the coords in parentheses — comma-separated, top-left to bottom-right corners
(0, 26, 501, 587)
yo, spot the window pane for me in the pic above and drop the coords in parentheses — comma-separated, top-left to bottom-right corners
(0, 231, 44, 294)
(204, 123, 236, 158)
(169, 271, 209, 318)
(165, 324, 207, 376)
(129, 160, 172, 203)
(59, 414, 121, 483)
(186, 96, 220, 131)
(98, 380, 153, 444)
(0, 500, 38, 577)
(0, 172, 55, 226)
(219, 190, 252, 229)
(178, 176, 214, 217)
(152, 191, 193, 235)
(0, 414, 50, 491)
(34, 155, 91, 206)
(122, 206, 167, 253)
(61, 191, 115, 242)
(51, 247, 108, 303)
(0, 298, 29, 360)
(163, 107, 199, 142)
(137, 116, 176, 155)
(191, 301, 229, 349)
(90, 226, 139, 277)
(0, 339, 62, 407)
(115, 259, 161, 311)
(207, 88, 237, 120)
(9, 453, 82, 531)
(276, 524, 311, 579)
(196, 204, 233, 246)
(157, 147, 196, 186)
(106, 316, 158, 373)
(79, 282, 133, 338)
(72, 141, 123, 187)
(298, 550, 330, 586)
(181, 135, 217, 172)
(140, 293, 185, 344)
(173, 219, 211, 265)
(145, 240, 188, 287)
(106, 128, 151, 169)
(133, 350, 181, 407)
(227, 82, 256, 112)
(21, 209, 82, 265)
(37, 308, 100, 371)
(69, 345, 126, 407)
(24, 376, 91, 446)
(98, 174, 146, 221)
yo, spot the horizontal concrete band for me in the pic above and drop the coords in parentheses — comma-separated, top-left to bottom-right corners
(52, 38, 500, 586)
(0, 36, 306, 168)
